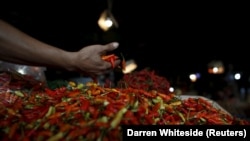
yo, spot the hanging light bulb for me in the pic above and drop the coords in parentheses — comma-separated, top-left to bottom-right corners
(98, 10, 118, 31)
(98, 0, 118, 31)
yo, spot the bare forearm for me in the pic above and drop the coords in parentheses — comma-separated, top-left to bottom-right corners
(0, 19, 121, 77)
(0, 19, 74, 70)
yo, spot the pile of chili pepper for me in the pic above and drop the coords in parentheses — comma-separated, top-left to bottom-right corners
(117, 68, 171, 94)
(1, 71, 250, 141)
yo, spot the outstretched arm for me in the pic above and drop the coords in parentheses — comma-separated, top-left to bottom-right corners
(0, 19, 120, 76)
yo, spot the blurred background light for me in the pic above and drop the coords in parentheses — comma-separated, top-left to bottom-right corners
(122, 59, 137, 74)
(234, 73, 241, 80)
(98, 0, 118, 31)
(189, 73, 198, 82)
(208, 60, 224, 74)
(169, 87, 174, 93)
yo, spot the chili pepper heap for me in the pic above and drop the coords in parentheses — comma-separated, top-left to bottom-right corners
(117, 68, 171, 94)
(0, 68, 250, 141)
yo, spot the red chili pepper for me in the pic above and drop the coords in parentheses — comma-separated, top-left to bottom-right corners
(79, 99, 90, 111)
(110, 58, 115, 68)
(144, 115, 155, 124)
(157, 92, 172, 101)
(120, 53, 126, 71)
(102, 54, 119, 69)
(67, 90, 80, 97)
(152, 102, 161, 112)
(45, 88, 56, 96)
(8, 122, 18, 138)
(101, 54, 117, 60)
(88, 106, 99, 118)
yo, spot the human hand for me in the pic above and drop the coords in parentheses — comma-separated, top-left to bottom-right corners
(0, 19, 120, 78)
(68, 42, 120, 78)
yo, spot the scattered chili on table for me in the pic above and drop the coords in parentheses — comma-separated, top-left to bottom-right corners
(0, 71, 250, 141)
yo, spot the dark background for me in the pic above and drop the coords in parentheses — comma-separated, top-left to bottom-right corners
(1, 1, 249, 85)
(2, 1, 250, 118)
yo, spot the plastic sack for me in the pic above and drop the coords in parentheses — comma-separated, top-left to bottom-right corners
(0, 61, 47, 83)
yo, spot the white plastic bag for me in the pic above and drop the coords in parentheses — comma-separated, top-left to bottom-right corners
(0, 61, 47, 82)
